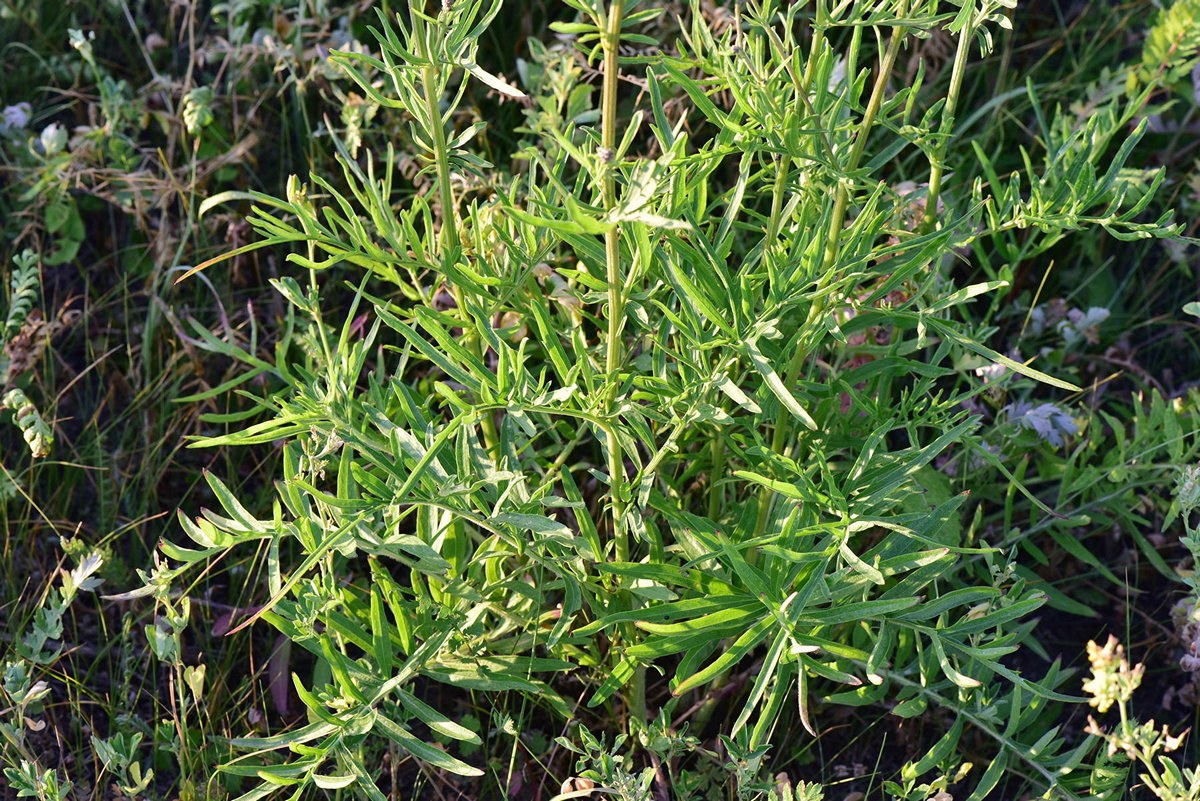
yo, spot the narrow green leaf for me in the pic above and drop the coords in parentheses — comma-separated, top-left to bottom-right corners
(373, 714, 483, 776)
(742, 339, 817, 429)
(395, 689, 481, 744)
(925, 317, 1080, 391)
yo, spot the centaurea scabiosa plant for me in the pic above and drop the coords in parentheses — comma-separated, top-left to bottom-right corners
(138, 0, 1193, 797)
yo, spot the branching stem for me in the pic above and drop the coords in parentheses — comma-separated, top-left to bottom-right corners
(755, 6, 909, 540)
(816, 0, 908, 303)
(421, 45, 500, 456)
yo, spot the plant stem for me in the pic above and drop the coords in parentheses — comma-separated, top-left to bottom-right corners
(756, 8, 908, 540)
(707, 435, 726, 521)
(764, 153, 790, 256)
(751, 157, 793, 541)
(792, 14, 904, 360)
(599, 0, 647, 728)
(748, 3, 827, 547)
(922, 10, 974, 232)
(422, 62, 459, 259)
(602, 0, 628, 562)
(817, 3, 907, 293)
(421, 47, 501, 456)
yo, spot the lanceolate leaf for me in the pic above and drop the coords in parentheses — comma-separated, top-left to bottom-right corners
(373, 713, 482, 777)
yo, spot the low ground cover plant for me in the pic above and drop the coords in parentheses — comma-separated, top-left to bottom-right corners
(4, 0, 1200, 799)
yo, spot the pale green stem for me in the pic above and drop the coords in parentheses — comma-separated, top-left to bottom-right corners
(922, 11, 974, 232)
(1117, 699, 1166, 790)
(602, 0, 628, 560)
(421, 61, 459, 258)
(755, 9, 908, 540)
(599, 0, 647, 728)
(815, 2, 908, 308)
(707, 435, 726, 521)
(751, 159, 794, 543)
(764, 154, 790, 252)
(421, 52, 500, 457)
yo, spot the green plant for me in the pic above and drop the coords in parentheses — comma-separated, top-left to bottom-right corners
(1, 550, 104, 798)
(112, 1, 1197, 800)
(1080, 635, 1198, 801)
(3, 249, 39, 342)
(1129, 0, 1200, 94)
(0, 249, 53, 471)
(0, 4, 406, 799)
(91, 731, 155, 797)
(3, 761, 72, 801)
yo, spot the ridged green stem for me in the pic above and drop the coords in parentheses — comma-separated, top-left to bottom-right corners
(817, 17, 906, 282)
(422, 61, 459, 258)
(750, 157, 794, 544)
(755, 6, 908, 540)
(601, 0, 628, 560)
(922, 9, 974, 232)
(598, 0, 646, 728)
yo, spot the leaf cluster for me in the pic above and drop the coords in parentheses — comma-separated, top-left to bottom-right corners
(140, 1, 1199, 799)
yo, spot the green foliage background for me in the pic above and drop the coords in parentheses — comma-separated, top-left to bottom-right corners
(2, 1, 1200, 800)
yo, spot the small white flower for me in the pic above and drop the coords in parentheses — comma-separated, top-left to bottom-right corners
(974, 362, 1008, 384)
(68, 28, 95, 64)
(39, 122, 67, 156)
